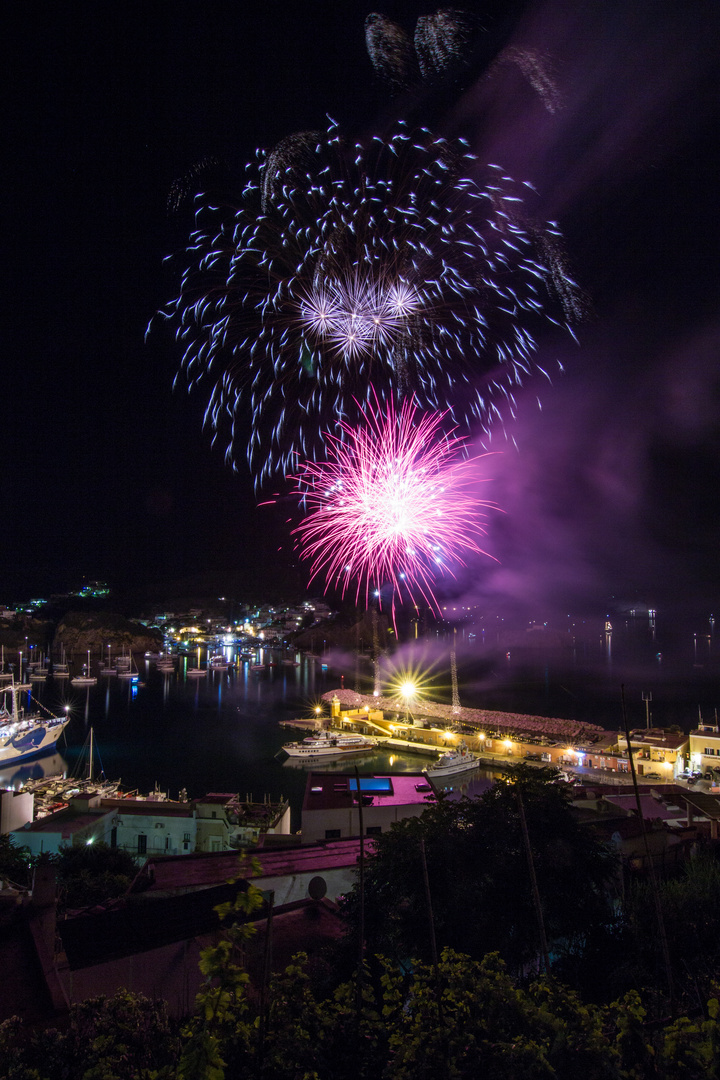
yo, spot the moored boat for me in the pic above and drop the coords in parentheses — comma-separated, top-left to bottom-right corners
(0, 682, 71, 766)
(424, 745, 481, 779)
(71, 650, 97, 686)
(281, 731, 374, 758)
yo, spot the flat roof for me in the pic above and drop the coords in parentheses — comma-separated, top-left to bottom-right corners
(302, 772, 435, 813)
(602, 793, 687, 821)
(621, 730, 689, 750)
(103, 803, 196, 819)
(17, 807, 102, 834)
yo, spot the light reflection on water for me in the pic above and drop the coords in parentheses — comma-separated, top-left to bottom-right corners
(6, 615, 719, 823)
(6, 652, 432, 827)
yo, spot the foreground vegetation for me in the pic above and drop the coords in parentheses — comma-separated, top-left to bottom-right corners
(3, 767, 720, 1078)
(1, 947, 719, 1079)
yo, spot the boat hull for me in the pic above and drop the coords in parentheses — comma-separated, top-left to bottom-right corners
(0, 718, 71, 766)
(424, 753, 481, 778)
(282, 745, 374, 758)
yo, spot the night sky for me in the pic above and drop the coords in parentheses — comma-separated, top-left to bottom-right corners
(4, 1, 719, 618)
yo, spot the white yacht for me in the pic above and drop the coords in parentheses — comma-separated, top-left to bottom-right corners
(282, 731, 374, 758)
(424, 746, 481, 779)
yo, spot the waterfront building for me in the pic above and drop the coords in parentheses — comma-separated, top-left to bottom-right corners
(688, 721, 720, 778)
(615, 730, 689, 779)
(0, 788, 33, 834)
(300, 772, 434, 844)
(9, 791, 290, 858)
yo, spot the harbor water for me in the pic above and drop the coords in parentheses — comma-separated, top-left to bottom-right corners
(3, 609, 718, 826)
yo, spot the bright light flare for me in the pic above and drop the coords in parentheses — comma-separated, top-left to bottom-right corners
(385, 656, 437, 710)
(292, 394, 495, 616)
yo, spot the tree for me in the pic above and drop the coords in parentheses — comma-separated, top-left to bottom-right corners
(0, 991, 176, 1080)
(620, 844, 720, 1009)
(55, 841, 138, 911)
(0, 835, 33, 890)
(339, 765, 618, 978)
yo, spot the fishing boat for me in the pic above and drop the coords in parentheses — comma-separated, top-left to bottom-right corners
(423, 745, 481, 779)
(281, 731, 374, 759)
(0, 682, 71, 766)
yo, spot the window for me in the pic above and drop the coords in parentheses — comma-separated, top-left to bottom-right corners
(366, 826, 382, 836)
(324, 829, 341, 839)
(137, 834, 147, 855)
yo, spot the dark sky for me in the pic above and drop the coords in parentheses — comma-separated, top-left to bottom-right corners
(4, 1, 719, 618)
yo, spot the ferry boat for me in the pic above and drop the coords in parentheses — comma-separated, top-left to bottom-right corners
(0, 682, 71, 766)
(424, 745, 481, 779)
(281, 731, 374, 759)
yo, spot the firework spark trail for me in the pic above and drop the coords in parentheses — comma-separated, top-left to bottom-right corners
(161, 122, 578, 484)
(291, 394, 496, 620)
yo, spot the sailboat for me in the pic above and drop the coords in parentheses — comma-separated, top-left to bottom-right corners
(117, 651, 140, 680)
(0, 680, 71, 765)
(71, 649, 97, 686)
(52, 645, 70, 678)
(101, 643, 117, 676)
(64, 727, 121, 798)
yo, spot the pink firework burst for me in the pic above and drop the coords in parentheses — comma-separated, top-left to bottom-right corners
(292, 396, 496, 616)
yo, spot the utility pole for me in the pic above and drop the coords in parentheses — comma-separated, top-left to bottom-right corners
(642, 691, 652, 729)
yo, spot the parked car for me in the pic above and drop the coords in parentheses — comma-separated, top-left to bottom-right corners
(644, 771, 662, 780)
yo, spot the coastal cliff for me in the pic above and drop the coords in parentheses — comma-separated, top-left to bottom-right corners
(53, 612, 163, 654)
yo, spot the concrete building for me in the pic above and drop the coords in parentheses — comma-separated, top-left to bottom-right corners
(300, 772, 435, 844)
(10, 791, 290, 858)
(688, 722, 720, 778)
(0, 839, 363, 1023)
(0, 788, 34, 834)
(616, 729, 689, 779)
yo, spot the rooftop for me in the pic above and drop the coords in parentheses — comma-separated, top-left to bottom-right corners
(302, 772, 435, 813)
(132, 838, 367, 894)
(601, 792, 688, 821)
(620, 729, 688, 750)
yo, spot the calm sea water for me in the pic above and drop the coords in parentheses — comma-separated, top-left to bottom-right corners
(3, 649, 448, 829)
(4, 610, 718, 826)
